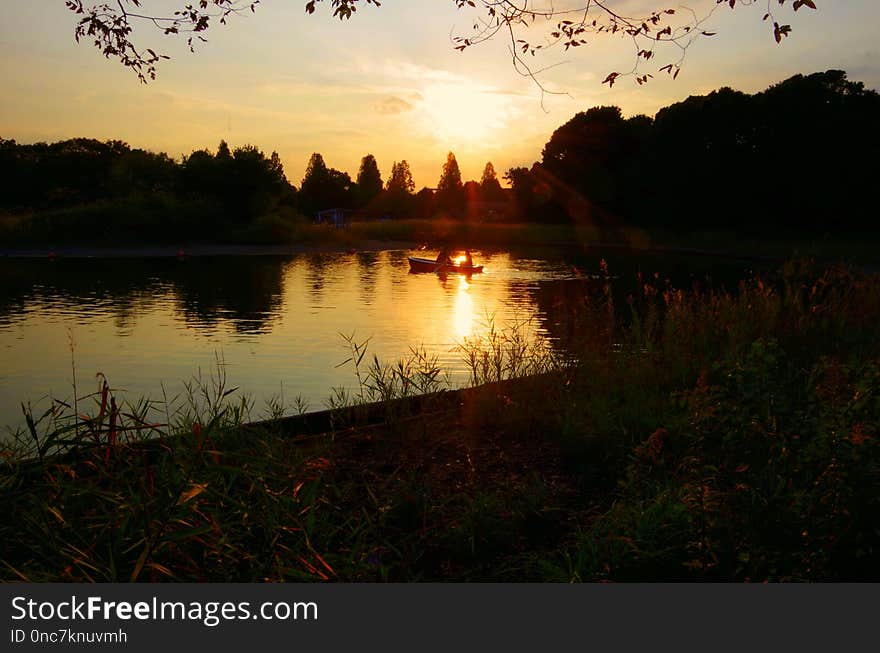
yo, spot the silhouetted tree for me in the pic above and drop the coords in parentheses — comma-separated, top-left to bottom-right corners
(751, 69, 879, 230)
(413, 187, 437, 220)
(530, 69, 878, 233)
(386, 160, 415, 195)
(463, 179, 482, 222)
(479, 161, 504, 201)
(328, 168, 354, 200)
(299, 152, 330, 215)
(180, 148, 217, 198)
(437, 151, 464, 215)
(463, 180, 481, 202)
(299, 152, 352, 215)
(268, 151, 287, 186)
(437, 152, 462, 191)
(176, 141, 293, 220)
(380, 160, 415, 218)
(109, 148, 177, 197)
(355, 154, 383, 208)
(541, 106, 635, 214)
(504, 165, 565, 223)
(301, 152, 329, 186)
(226, 144, 290, 218)
(653, 87, 755, 229)
(216, 139, 232, 160)
(504, 166, 535, 220)
(0, 138, 132, 209)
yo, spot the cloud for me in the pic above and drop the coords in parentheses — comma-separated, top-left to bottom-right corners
(385, 61, 461, 84)
(256, 80, 374, 98)
(374, 96, 415, 115)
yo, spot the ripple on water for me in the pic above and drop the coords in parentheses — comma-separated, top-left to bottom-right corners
(0, 249, 756, 433)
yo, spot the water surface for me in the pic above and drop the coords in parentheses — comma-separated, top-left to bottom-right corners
(0, 248, 759, 433)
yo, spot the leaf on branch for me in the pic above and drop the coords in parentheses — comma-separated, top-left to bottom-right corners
(773, 23, 792, 43)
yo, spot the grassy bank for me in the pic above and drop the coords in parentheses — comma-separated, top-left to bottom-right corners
(0, 203, 604, 250)
(0, 200, 325, 248)
(2, 260, 879, 581)
(4, 200, 879, 266)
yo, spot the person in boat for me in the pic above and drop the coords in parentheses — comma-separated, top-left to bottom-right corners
(463, 249, 473, 267)
(435, 247, 452, 266)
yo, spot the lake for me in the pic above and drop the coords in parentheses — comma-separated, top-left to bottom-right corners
(0, 247, 761, 434)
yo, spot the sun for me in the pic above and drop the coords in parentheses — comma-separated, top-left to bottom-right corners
(418, 81, 516, 144)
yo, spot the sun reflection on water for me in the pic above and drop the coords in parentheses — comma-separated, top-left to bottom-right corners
(452, 275, 474, 340)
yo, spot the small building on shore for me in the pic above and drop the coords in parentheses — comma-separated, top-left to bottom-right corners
(315, 208, 349, 229)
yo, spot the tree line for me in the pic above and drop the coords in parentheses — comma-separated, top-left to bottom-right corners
(295, 151, 504, 219)
(2, 69, 877, 240)
(0, 138, 291, 223)
(0, 137, 505, 222)
(507, 69, 879, 234)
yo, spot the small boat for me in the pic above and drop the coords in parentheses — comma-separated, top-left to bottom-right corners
(408, 257, 484, 275)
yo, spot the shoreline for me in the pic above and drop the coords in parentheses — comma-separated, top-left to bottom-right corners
(0, 239, 796, 264)
(0, 239, 417, 259)
(1, 239, 876, 273)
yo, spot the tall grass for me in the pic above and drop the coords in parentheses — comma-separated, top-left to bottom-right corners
(6, 353, 253, 462)
(455, 313, 560, 386)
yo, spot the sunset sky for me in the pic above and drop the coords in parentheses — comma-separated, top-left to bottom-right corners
(1, 1, 878, 188)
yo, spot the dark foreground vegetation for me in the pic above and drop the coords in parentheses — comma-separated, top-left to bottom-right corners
(2, 260, 878, 581)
